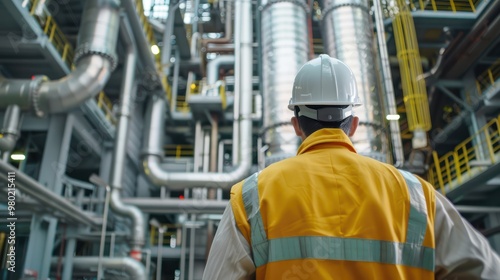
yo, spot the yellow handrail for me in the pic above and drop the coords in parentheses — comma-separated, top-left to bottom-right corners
(96, 92, 117, 124)
(428, 115, 500, 194)
(413, 0, 478, 12)
(28, 0, 74, 68)
(164, 145, 194, 158)
(475, 59, 500, 97)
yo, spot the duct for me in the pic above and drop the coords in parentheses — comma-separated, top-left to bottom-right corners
(142, 0, 253, 190)
(51, 257, 146, 280)
(373, 0, 403, 167)
(108, 16, 145, 261)
(261, 0, 309, 165)
(0, 0, 119, 117)
(0, 161, 99, 227)
(322, 0, 386, 162)
(122, 0, 161, 88)
(0, 105, 21, 155)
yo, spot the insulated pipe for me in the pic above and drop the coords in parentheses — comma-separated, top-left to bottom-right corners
(373, 0, 403, 167)
(108, 16, 145, 261)
(0, 0, 119, 117)
(207, 55, 235, 85)
(0, 161, 99, 227)
(121, 0, 161, 87)
(0, 105, 21, 154)
(51, 257, 146, 280)
(322, 0, 386, 162)
(261, 0, 309, 165)
(124, 198, 228, 214)
(142, 0, 253, 190)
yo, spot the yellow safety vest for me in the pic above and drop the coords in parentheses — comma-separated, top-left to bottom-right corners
(231, 129, 436, 279)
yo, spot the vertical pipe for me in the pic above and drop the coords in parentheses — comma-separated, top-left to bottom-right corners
(179, 222, 187, 279)
(188, 215, 196, 280)
(62, 237, 77, 280)
(98, 186, 111, 280)
(232, 0, 242, 165)
(261, 0, 309, 165)
(156, 227, 165, 280)
(109, 18, 145, 260)
(374, 0, 404, 167)
(322, 0, 386, 162)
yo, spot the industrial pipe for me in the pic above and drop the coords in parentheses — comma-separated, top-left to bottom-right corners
(261, 0, 309, 165)
(51, 257, 146, 280)
(207, 55, 235, 85)
(142, 0, 253, 190)
(121, 0, 161, 88)
(373, 0, 404, 167)
(0, 161, 99, 227)
(0, 0, 119, 116)
(322, 0, 386, 161)
(0, 105, 21, 159)
(108, 16, 145, 261)
(123, 198, 227, 214)
(203, 0, 233, 47)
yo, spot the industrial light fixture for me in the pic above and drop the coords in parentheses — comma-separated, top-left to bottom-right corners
(151, 44, 160, 55)
(10, 154, 25, 161)
(386, 114, 400, 121)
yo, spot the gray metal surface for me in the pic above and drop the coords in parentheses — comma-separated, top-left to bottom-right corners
(0, 105, 21, 153)
(51, 257, 147, 280)
(261, 0, 309, 163)
(322, 0, 386, 161)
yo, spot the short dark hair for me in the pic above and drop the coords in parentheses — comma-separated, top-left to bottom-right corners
(294, 105, 353, 137)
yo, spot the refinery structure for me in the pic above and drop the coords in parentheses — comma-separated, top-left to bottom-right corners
(0, 0, 499, 279)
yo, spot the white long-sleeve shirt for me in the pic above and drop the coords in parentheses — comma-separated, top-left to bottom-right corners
(203, 191, 500, 280)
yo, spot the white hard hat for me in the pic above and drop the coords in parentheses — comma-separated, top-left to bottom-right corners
(288, 54, 361, 112)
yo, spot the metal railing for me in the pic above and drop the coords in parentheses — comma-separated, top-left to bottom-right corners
(475, 59, 500, 97)
(411, 0, 479, 12)
(96, 92, 117, 124)
(150, 223, 180, 246)
(28, 0, 74, 67)
(393, 0, 432, 133)
(164, 145, 194, 158)
(428, 115, 500, 194)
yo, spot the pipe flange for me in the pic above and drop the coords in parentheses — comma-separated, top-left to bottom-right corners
(260, 0, 310, 13)
(30, 76, 48, 118)
(74, 45, 118, 71)
(321, 1, 370, 20)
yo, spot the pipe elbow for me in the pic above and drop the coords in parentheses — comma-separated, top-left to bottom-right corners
(110, 191, 145, 247)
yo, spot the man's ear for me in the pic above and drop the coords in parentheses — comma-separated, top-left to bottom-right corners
(348, 116, 359, 137)
(291, 116, 304, 138)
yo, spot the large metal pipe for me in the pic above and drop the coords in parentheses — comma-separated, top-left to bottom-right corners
(373, 0, 403, 167)
(121, 0, 161, 88)
(51, 257, 146, 280)
(108, 16, 145, 261)
(0, 105, 21, 155)
(0, 0, 119, 117)
(124, 198, 228, 214)
(322, 0, 386, 162)
(440, 0, 500, 79)
(142, 0, 253, 190)
(261, 0, 309, 165)
(0, 161, 99, 227)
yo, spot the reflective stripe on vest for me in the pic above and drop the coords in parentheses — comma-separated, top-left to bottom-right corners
(241, 170, 435, 271)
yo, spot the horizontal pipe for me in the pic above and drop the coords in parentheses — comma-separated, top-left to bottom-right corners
(207, 55, 235, 85)
(455, 205, 500, 213)
(51, 257, 146, 280)
(122, 198, 228, 214)
(0, 161, 99, 227)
